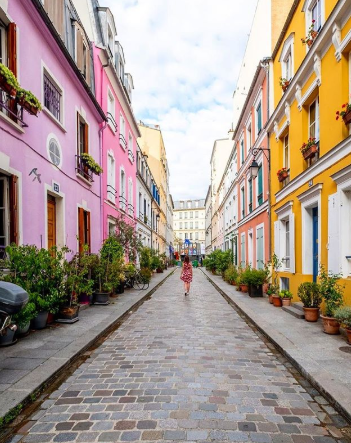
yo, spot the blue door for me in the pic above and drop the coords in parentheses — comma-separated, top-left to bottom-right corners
(312, 208, 318, 282)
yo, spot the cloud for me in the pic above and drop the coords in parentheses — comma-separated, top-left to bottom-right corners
(104, 0, 258, 199)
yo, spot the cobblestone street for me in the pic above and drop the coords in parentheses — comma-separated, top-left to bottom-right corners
(8, 269, 348, 443)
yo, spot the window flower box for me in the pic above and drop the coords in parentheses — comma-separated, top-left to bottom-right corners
(279, 77, 290, 92)
(0, 63, 20, 97)
(81, 153, 103, 176)
(300, 137, 318, 160)
(301, 21, 318, 47)
(336, 103, 351, 126)
(277, 168, 289, 183)
(17, 89, 42, 116)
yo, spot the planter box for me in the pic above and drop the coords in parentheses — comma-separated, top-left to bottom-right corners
(0, 74, 17, 97)
(302, 144, 318, 160)
(56, 306, 80, 324)
(92, 292, 110, 305)
(248, 284, 263, 298)
(278, 172, 288, 183)
(343, 111, 351, 126)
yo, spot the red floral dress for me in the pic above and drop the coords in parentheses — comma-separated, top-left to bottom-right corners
(181, 263, 193, 283)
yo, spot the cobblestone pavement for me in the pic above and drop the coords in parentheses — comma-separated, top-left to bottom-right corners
(8, 269, 350, 442)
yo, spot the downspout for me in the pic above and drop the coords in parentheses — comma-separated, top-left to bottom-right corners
(266, 62, 272, 261)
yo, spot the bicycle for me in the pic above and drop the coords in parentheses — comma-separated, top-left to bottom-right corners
(124, 269, 149, 290)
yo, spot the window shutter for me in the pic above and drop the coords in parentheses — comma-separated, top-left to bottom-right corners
(289, 213, 295, 274)
(8, 23, 17, 77)
(9, 175, 18, 245)
(45, 0, 64, 38)
(84, 123, 89, 153)
(274, 221, 280, 260)
(86, 211, 91, 253)
(78, 207, 84, 253)
(328, 193, 340, 274)
(258, 166, 263, 196)
(76, 27, 84, 72)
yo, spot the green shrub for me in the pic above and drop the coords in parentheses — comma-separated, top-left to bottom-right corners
(12, 302, 36, 328)
(319, 266, 344, 317)
(0, 63, 20, 90)
(224, 265, 238, 284)
(279, 289, 293, 299)
(297, 282, 321, 308)
(334, 306, 351, 329)
(140, 247, 152, 270)
(140, 267, 152, 283)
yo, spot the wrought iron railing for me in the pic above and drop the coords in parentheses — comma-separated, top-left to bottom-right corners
(0, 88, 28, 127)
(107, 184, 117, 203)
(119, 195, 127, 210)
(128, 203, 134, 217)
(76, 155, 94, 182)
(44, 74, 61, 121)
(107, 112, 118, 133)
(119, 134, 127, 150)
(128, 150, 134, 163)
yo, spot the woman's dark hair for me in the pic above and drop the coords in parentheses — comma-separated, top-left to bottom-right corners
(184, 255, 190, 264)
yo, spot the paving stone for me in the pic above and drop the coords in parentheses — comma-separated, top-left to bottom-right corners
(164, 430, 187, 440)
(120, 431, 141, 441)
(136, 420, 157, 429)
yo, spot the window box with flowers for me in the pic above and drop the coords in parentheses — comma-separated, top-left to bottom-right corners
(301, 20, 318, 47)
(17, 89, 42, 116)
(81, 153, 103, 176)
(279, 77, 290, 92)
(0, 63, 19, 97)
(277, 167, 289, 183)
(336, 102, 351, 126)
(300, 137, 318, 160)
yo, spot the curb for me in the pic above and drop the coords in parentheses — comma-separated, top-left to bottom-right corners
(0, 269, 175, 427)
(201, 268, 351, 424)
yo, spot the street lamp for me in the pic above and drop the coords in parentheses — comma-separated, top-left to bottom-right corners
(249, 147, 270, 179)
(249, 159, 260, 179)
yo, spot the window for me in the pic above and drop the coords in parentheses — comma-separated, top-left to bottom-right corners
(190, 211, 193, 218)
(241, 186, 245, 219)
(285, 220, 290, 269)
(190, 222, 193, 229)
(185, 222, 188, 229)
(107, 153, 115, 203)
(180, 201, 184, 209)
(190, 233, 193, 240)
(184, 232, 188, 240)
(187, 201, 191, 208)
(195, 222, 199, 229)
(249, 179, 253, 213)
(195, 211, 199, 218)
(311, 0, 322, 31)
(285, 52, 292, 80)
(120, 169, 126, 210)
(0, 21, 7, 67)
(257, 165, 263, 206)
(256, 102, 262, 134)
(195, 232, 199, 241)
(247, 124, 252, 149)
(274, 208, 295, 273)
(107, 25, 114, 56)
(184, 212, 188, 219)
(195, 201, 199, 208)
(78, 207, 91, 253)
(180, 222, 183, 229)
(108, 219, 116, 237)
(77, 114, 90, 180)
(179, 212, 183, 219)
(256, 226, 264, 269)
(128, 179, 133, 215)
(43, 0, 64, 37)
(44, 71, 62, 123)
(240, 139, 245, 165)
(0, 174, 18, 251)
(240, 234, 246, 266)
(48, 137, 62, 167)
(309, 98, 320, 141)
(119, 113, 126, 149)
(284, 135, 290, 169)
(128, 133, 133, 151)
(107, 89, 115, 127)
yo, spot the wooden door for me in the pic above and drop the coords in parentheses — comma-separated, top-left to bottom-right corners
(47, 195, 56, 250)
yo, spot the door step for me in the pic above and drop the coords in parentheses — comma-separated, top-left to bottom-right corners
(282, 305, 305, 319)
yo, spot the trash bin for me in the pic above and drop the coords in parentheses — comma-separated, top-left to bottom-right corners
(192, 260, 198, 268)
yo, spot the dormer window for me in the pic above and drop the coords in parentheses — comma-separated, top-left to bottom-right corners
(108, 25, 114, 57)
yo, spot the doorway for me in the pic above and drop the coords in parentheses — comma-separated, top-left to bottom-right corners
(312, 207, 318, 282)
(47, 195, 56, 250)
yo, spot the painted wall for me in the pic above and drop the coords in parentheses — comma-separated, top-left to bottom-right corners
(1, 1, 103, 254)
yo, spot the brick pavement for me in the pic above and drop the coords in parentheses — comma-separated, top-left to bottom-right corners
(6, 269, 348, 442)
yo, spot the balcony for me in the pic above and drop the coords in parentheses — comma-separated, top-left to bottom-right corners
(0, 87, 28, 128)
(128, 149, 134, 163)
(107, 184, 117, 204)
(119, 195, 127, 211)
(76, 155, 94, 183)
(119, 134, 127, 150)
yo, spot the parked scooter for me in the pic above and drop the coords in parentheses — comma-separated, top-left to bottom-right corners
(0, 281, 29, 346)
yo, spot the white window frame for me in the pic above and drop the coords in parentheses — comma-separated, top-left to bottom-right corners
(279, 33, 295, 83)
(248, 229, 253, 267)
(119, 113, 126, 149)
(303, 0, 324, 33)
(274, 202, 295, 273)
(309, 97, 320, 141)
(120, 166, 126, 210)
(256, 223, 265, 270)
(107, 151, 116, 204)
(107, 87, 115, 132)
(46, 133, 63, 169)
(283, 134, 290, 169)
(297, 184, 322, 276)
(240, 233, 246, 267)
(128, 178, 133, 215)
(42, 63, 65, 128)
(0, 21, 7, 66)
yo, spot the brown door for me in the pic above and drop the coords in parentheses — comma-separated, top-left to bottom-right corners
(47, 195, 56, 250)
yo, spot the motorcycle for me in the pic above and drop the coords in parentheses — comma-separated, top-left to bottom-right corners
(0, 281, 29, 346)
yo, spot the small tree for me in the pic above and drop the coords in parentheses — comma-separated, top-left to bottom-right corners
(111, 217, 142, 262)
(319, 265, 344, 317)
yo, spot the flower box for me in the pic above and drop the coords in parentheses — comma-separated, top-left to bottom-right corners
(278, 171, 288, 182)
(0, 73, 17, 97)
(343, 110, 351, 126)
(302, 144, 318, 160)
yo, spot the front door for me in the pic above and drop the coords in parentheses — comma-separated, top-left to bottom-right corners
(47, 195, 56, 250)
(312, 207, 318, 282)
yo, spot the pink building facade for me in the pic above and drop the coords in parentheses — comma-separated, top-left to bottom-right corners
(235, 65, 270, 269)
(83, 5, 140, 238)
(0, 0, 106, 256)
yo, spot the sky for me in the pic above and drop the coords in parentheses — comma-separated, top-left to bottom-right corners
(105, 0, 258, 200)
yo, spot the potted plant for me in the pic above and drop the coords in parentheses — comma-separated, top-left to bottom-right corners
(239, 266, 250, 293)
(297, 282, 321, 322)
(224, 265, 238, 286)
(319, 266, 344, 334)
(0, 63, 20, 96)
(336, 102, 351, 126)
(81, 153, 103, 176)
(279, 77, 290, 92)
(301, 20, 318, 47)
(279, 289, 293, 306)
(334, 307, 351, 344)
(277, 167, 289, 183)
(266, 285, 276, 304)
(16, 88, 42, 116)
(13, 301, 36, 336)
(247, 269, 266, 297)
(262, 262, 271, 294)
(272, 292, 283, 307)
(300, 137, 318, 160)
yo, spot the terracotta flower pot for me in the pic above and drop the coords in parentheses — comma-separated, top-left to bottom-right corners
(278, 171, 289, 182)
(307, 39, 313, 47)
(231, 281, 236, 286)
(282, 82, 290, 92)
(272, 296, 282, 307)
(346, 328, 351, 345)
(321, 315, 340, 335)
(282, 298, 291, 307)
(343, 110, 351, 126)
(47, 313, 55, 325)
(302, 144, 318, 160)
(241, 284, 248, 293)
(268, 294, 274, 304)
(303, 307, 320, 322)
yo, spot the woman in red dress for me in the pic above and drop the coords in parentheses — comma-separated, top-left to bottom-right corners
(180, 255, 193, 296)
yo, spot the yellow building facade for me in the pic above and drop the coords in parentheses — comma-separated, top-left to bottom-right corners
(268, 0, 351, 304)
(138, 123, 169, 254)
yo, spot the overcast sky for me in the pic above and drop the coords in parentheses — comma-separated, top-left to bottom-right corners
(104, 0, 258, 200)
